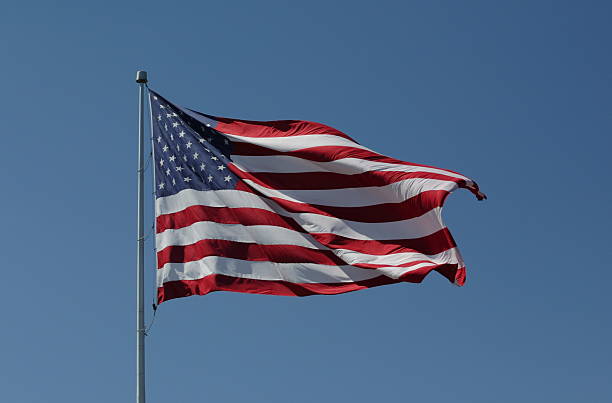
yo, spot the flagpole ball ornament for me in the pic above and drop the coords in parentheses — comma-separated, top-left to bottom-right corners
(136, 70, 148, 83)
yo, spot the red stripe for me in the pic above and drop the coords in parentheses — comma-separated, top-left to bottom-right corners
(157, 236, 455, 269)
(311, 228, 457, 256)
(232, 143, 469, 177)
(437, 264, 466, 285)
(231, 142, 484, 198)
(157, 193, 456, 255)
(239, 185, 451, 223)
(157, 189, 450, 232)
(157, 264, 464, 303)
(215, 118, 353, 140)
(157, 239, 346, 269)
(230, 167, 453, 223)
(217, 116, 462, 183)
(157, 204, 457, 256)
(231, 164, 462, 191)
(156, 198, 456, 257)
(218, 118, 462, 182)
(156, 205, 303, 234)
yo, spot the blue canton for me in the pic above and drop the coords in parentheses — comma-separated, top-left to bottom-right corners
(149, 90, 237, 199)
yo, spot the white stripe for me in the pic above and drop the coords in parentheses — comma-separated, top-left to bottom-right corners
(157, 188, 447, 239)
(158, 232, 461, 276)
(232, 155, 468, 180)
(156, 221, 319, 251)
(376, 262, 444, 280)
(156, 216, 459, 267)
(157, 203, 445, 249)
(157, 188, 275, 216)
(243, 177, 458, 207)
(157, 256, 442, 286)
(157, 227, 459, 276)
(156, 179, 456, 217)
(335, 247, 463, 274)
(298, 208, 445, 240)
(157, 209, 445, 250)
(157, 256, 381, 285)
(224, 133, 371, 152)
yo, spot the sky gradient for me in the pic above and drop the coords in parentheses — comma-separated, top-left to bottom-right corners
(1, 1, 611, 402)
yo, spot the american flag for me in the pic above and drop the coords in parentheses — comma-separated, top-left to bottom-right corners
(149, 89, 485, 304)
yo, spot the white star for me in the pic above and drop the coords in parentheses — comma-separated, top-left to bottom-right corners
(224, 139, 229, 145)
(185, 141, 192, 149)
(172, 112, 178, 117)
(183, 155, 188, 162)
(211, 156, 218, 161)
(193, 152, 199, 159)
(172, 178, 176, 185)
(183, 176, 192, 182)
(204, 147, 210, 153)
(175, 166, 183, 172)
(172, 122, 179, 128)
(178, 130, 185, 138)
(157, 136, 161, 143)
(169, 155, 176, 162)
(164, 123, 168, 131)
(165, 168, 171, 175)
(207, 175, 213, 182)
(176, 144, 181, 151)
(162, 145, 169, 152)
(159, 159, 164, 166)
(200, 163, 206, 170)
(224, 175, 232, 182)
(153, 96, 158, 100)
(166, 113, 172, 118)
(217, 165, 226, 171)
(198, 138, 206, 143)
(158, 182, 165, 189)
(160, 104, 165, 109)
(170, 134, 174, 141)
(206, 123, 211, 127)
(157, 114, 161, 121)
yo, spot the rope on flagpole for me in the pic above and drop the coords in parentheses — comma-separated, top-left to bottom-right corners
(141, 151, 153, 174)
(145, 78, 161, 338)
(144, 303, 158, 336)
(141, 225, 155, 242)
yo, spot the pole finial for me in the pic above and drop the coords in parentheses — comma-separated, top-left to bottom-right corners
(136, 70, 148, 83)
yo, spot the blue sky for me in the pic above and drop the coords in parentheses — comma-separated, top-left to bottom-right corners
(1, 1, 611, 402)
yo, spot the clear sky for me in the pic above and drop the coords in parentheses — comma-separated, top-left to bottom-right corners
(1, 1, 610, 402)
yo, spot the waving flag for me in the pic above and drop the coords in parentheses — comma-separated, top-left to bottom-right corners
(149, 89, 485, 303)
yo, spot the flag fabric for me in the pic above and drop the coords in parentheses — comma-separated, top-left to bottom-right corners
(149, 89, 485, 304)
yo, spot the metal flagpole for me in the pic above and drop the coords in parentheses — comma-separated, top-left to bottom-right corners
(135, 70, 148, 403)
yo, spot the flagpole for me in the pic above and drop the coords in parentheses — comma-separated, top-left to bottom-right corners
(135, 70, 148, 403)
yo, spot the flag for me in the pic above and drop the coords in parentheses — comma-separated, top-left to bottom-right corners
(149, 89, 485, 303)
